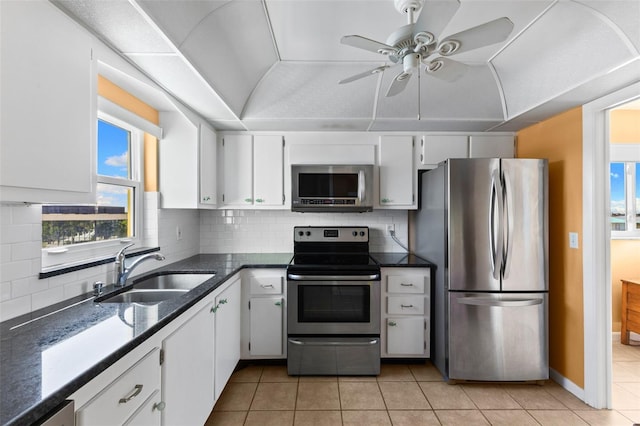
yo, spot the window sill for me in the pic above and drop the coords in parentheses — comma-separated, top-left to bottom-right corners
(39, 246, 161, 279)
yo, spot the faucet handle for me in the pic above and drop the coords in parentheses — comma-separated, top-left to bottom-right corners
(116, 242, 135, 261)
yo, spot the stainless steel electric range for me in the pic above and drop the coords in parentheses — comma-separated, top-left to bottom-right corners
(287, 226, 381, 376)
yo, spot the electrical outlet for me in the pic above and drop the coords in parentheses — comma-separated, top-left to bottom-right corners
(176, 225, 182, 241)
(386, 224, 395, 235)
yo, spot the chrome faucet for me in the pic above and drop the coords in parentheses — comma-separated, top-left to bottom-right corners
(113, 243, 166, 286)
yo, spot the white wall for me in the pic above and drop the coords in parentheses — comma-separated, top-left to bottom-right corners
(0, 194, 199, 322)
(200, 209, 408, 253)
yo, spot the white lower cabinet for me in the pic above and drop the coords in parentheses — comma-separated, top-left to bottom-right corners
(213, 276, 242, 400)
(162, 299, 215, 426)
(241, 269, 287, 359)
(124, 390, 162, 426)
(75, 348, 161, 425)
(381, 268, 431, 358)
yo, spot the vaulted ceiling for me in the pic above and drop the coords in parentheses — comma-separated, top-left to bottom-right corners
(53, 0, 640, 132)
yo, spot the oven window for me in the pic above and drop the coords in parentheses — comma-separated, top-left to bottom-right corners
(298, 285, 370, 322)
(298, 173, 359, 198)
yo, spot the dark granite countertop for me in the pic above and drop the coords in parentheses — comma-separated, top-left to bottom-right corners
(370, 252, 435, 268)
(0, 253, 292, 426)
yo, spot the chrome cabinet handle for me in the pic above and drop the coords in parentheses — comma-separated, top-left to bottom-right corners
(274, 301, 282, 306)
(400, 283, 414, 287)
(119, 384, 143, 404)
(153, 401, 166, 411)
(261, 284, 275, 288)
(400, 304, 414, 308)
(219, 299, 228, 304)
(255, 198, 264, 203)
(244, 198, 253, 203)
(381, 198, 391, 203)
(388, 321, 397, 326)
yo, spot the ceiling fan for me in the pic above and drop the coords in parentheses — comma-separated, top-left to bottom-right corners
(339, 0, 514, 97)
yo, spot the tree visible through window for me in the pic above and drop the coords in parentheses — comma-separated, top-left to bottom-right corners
(42, 118, 139, 248)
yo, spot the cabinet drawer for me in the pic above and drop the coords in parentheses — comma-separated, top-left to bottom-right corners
(76, 348, 160, 426)
(387, 275, 426, 293)
(387, 296, 425, 315)
(250, 275, 283, 294)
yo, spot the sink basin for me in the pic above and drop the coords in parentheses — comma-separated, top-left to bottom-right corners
(98, 289, 188, 304)
(132, 273, 215, 290)
(96, 273, 215, 304)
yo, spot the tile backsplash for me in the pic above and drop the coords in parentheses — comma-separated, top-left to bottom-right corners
(0, 201, 407, 321)
(200, 209, 409, 254)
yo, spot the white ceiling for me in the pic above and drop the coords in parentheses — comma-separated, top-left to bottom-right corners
(53, 0, 640, 132)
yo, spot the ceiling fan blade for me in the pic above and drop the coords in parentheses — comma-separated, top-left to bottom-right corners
(438, 17, 514, 56)
(424, 57, 468, 82)
(341, 35, 396, 55)
(386, 72, 412, 97)
(413, 0, 460, 41)
(339, 65, 390, 84)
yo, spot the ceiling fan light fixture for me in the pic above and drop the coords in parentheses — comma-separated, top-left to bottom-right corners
(403, 53, 420, 73)
(438, 40, 461, 56)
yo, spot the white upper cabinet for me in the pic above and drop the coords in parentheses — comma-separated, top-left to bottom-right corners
(378, 136, 416, 209)
(254, 135, 284, 207)
(0, 1, 95, 204)
(222, 134, 284, 208)
(469, 135, 514, 158)
(199, 124, 218, 207)
(420, 135, 468, 169)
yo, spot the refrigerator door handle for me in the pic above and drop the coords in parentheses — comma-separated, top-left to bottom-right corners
(490, 169, 504, 280)
(502, 168, 514, 279)
(457, 296, 543, 307)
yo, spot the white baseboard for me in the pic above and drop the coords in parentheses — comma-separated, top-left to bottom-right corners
(550, 367, 586, 402)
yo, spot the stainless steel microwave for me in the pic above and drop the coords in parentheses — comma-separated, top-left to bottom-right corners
(291, 165, 373, 212)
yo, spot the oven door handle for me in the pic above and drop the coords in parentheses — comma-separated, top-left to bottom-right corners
(288, 338, 379, 346)
(287, 274, 380, 281)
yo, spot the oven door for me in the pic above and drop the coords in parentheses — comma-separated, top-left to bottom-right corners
(287, 275, 381, 335)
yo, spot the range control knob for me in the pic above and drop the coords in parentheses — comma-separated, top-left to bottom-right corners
(360, 231, 366, 237)
(305, 231, 311, 236)
(352, 231, 358, 237)
(298, 231, 304, 237)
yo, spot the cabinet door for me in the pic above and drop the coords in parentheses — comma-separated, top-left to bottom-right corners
(0, 1, 95, 203)
(379, 136, 415, 208)
(387, 317, 425, 355)
(253, 135, 284, 206)
(250, 297, 284, 356)
(162, 301, 215, 426)
(214, 279, 241, 399)
(222, 135, 253, 205)
(421, 135, 468, 167)
(199, 124, 217, 206)
(469, 135, 514, 158)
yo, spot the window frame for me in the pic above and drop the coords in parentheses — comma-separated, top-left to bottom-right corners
(41, 112, 145, 271)
(610, 144, 640, 239)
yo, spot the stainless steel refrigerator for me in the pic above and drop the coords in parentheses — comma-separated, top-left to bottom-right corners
(415, 158, 548, 382)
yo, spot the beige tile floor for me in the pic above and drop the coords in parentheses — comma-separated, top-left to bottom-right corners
(206, 337, 640, 425)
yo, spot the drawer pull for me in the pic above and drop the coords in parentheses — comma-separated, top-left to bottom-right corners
(119, 384, 143, 404)
(401, 304, 414, 308)
(400, 283, 414, 287)
(153, 401, 166, 411)
(274, 301, 282, 306)
(261, 284, 275, 289)
(388, 321, 397, 326)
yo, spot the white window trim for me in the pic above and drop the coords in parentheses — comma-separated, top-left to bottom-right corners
(41, 111, 145, 271)
(610, 144, 640, 239)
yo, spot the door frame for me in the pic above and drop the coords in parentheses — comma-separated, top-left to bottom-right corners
(582, 82, 640, 408)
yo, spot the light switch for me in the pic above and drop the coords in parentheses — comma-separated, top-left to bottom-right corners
(569, 232, 579, 249)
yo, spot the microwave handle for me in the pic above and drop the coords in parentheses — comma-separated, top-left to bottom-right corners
(359, 169, 365, 201)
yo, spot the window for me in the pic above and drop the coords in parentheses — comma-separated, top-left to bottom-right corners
(42, 113, 143, 269)
(610, 161, 640, 237)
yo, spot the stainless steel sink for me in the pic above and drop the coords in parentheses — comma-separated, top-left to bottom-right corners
(99, 289, 188, 304)
(96, 273, 215, 304)
(132, 273, 215, 290)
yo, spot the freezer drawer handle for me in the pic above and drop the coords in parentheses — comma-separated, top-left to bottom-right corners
(458, 297, 543, 307)
(288, 338, 379, 347)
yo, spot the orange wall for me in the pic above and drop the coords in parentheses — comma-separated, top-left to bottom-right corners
(97, 75, 159, 191)
(610, 108, 640, 331)
(517, 106, 585, 388)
